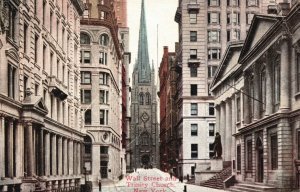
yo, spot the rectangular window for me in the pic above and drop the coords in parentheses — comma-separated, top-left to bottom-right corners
(247, 0, 259, 7)
(191, 84, 197, 96)
(227, 30, 231, 42)
(50, 52, 54, 76)
(83, 51, 91, 64)
(189, 11, 197, 24)
(34, 0, 37, 15)
(191, 103, 198, 115)
(43, 1, 46, 25)
(100, 90, 105, 104)
(190, 31, 197, 42)
(208, 65, 218, 78)
(236, 95, 241, 122)
(227, 13, 240, 25)
(50, 11, 53, 34)
(208, 0, 220, 6)
(233, 29, 240, 40)
(209, 143, 214, 158)
(209, 123, 215, 136)
(191, 144, 198, 158)
(100, 72, 109, 85)
(35, 35, 39, 63)
(62, 28, 65, 49)
(100, 110, 105, 125)
(81, 71, 91, 84)
(23, 75, 28, 96)
(246, 13, 255, 25)
(43, 45, 46, 70)
(237, 145, 241, 171)
(35, 84, 39, 96)
(100, 146, 109, 154)
(84, 109, 91, 125)
(246, 139, 252, 170)
(191, 124, 198, 136)
(271, 134, 278, 170)
(209, 103, 215, 115)
(208, 12, 220, 24)
(190, 49, 197, 59)
(24, 23, 28, 53)
(8, 6, 17, 41)
(190, 66, 197, 77)
(208, 30, 220, 42)
(99, 52, 108, 65)
(80, 90, 91, 104)
(56, 19, 59, 40)
(208, 48, 221, 60)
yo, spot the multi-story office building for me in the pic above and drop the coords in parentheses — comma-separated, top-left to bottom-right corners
(0, 0, 84, 191)
(174, 0, 279, 178)
(211, 2, 300, 190)
(158, 46, 177, 172)
(80, 0, 124, 184)
(129, 0, 160, 170)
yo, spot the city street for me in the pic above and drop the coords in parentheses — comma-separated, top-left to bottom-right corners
(94, 168, 227, 192)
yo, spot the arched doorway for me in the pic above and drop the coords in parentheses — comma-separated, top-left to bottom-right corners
(256, 137, 263, 182)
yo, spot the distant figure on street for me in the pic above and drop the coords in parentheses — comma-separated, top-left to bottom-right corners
(213, 132, 222, 159)
(169, 169, 173, 179)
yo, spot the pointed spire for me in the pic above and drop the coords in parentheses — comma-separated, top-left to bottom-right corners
(137, 0, 151, 83)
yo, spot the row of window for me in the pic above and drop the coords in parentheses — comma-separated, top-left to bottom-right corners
(190, 103, 215, 116)
(207, 0, 259, 7)
(190, 12, 255, 26)
(81, 72, 110, 85)
(139, 92, 151, 105)
(81, 89, 110, 104)
(80, 33, 110, 46)
(190, 123, 215, 137)
(84, 109, 109, 125)
(187, 48, 221, 61)
(80, 51, 108, 65)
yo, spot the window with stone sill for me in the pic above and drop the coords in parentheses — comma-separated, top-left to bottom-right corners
(208, 65, 217, 78)
(247, 0, 259, 7)
(191, 124, 198, 136)
(191, 144, 198, 158)
(190, 0, 197, 4)
(191, 103, 198, 115)
(190, 31, 197, 42)
(208, 30, 220, 43)
(99, 52, 108, 65)
(190, 66, 197, 77)
(99, 72, 109, 85)
(84, 109, 91, 125)
(81, 71, 91, 84)
(7, 4, 17, 42)
(246, 13, 255, 25)
(100, 90, 109, 104)
(270, 133, 278, 170)
(208, 0, 220, 6)
(24, 23, 28, 54)
(189, 11, 197, 24)
(209, 123, 215, 136)
(34, 35, 39, 63)
(227, 12, 240, 25)
(208, 12, 220, 24)
(80, 89, 91, 104)
(80, 51, 91, 64)
(190, 49, 197, 59)
(209, 103, 215, 115)
(209, 143, 214, 158)
(227, 0, 240, 6)
(100, 146, 109, 154)
(191, 84, 197, 96)
(208, 48, 221, 60)
(100, 109, 105, 125)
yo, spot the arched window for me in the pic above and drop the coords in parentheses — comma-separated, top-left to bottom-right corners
(139, 93, 144, 105)
(145, 92, 151, 105)
(140, 132, 150, 145)
(80, 32, 90, 44)
(100, 34, 109, 46)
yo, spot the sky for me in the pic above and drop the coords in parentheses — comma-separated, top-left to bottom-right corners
(127, 0, 178, 73)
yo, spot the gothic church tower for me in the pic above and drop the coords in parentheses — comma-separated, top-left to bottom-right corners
(129, 0, 159, 169)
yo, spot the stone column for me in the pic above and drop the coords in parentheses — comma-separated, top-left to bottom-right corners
(73, 142, 77, 175)
(39, 128, 44, 176)
(69, 140, 74, 175)
(253, 65, 260, 120)
(215, 105, 220, 133)
(225, 99, 232, 161)
(63, 138, 68, 175)
(220, 102, 226, 152)
(15, 121, 24, 177)
(51, 134, 57, 175)
(52, 97, 57, 121)
(26, 122, 34, 177)
(280, 35, 290, 112)
(243, 75, 250, 124)
(78, 142, 81, 174)
(265, 53, 273, 116)
(58, 136, 63, 175)
(45, 131, 50, 176)
(231, 95, 236, 168)
(0, 116, 5, 177)
(7, 120, 14, 177)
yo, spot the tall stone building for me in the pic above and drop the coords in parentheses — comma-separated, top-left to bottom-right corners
(129, 0, 159, 169)
(0, 0, 84, 191)
(80, 0, 124, 184)
(173, 0, 282, 178)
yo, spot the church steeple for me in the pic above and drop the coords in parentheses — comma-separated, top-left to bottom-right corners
(136, 0, 151, 83)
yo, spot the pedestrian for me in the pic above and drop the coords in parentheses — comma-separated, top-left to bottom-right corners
(169, 169, 173, 179)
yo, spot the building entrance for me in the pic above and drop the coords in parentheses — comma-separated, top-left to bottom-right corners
(256, 137, 264, 182)
(141, 154, 150, 167)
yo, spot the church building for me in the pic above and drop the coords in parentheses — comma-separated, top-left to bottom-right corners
(129, 0, 160, 169)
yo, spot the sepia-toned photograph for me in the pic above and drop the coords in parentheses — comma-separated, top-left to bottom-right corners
(0, 0, 300, 191)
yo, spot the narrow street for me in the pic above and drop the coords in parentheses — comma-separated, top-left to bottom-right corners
(94, 168, 227, 192)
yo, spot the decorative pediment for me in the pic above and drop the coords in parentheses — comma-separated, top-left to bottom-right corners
(211, 41, 244, 90)
(239, 14, 280, 64)
(23, 93, 48, 116)
(5, 47, 19, 63)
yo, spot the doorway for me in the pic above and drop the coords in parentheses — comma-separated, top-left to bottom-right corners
(256, 137, 263, 182)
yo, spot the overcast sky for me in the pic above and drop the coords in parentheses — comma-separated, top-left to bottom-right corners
(127, 0, 178, 74)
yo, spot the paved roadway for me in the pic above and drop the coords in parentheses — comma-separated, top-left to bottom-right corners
(94, 168, 227, 192)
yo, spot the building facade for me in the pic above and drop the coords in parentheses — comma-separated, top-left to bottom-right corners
(0, 0, 84, 191)
(158, 46, 177, 172)
(80, 0, 123, 184)
(211, 1, 300, 190)
(129, 0, 160, 170)
(174, 0, 282, 178)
